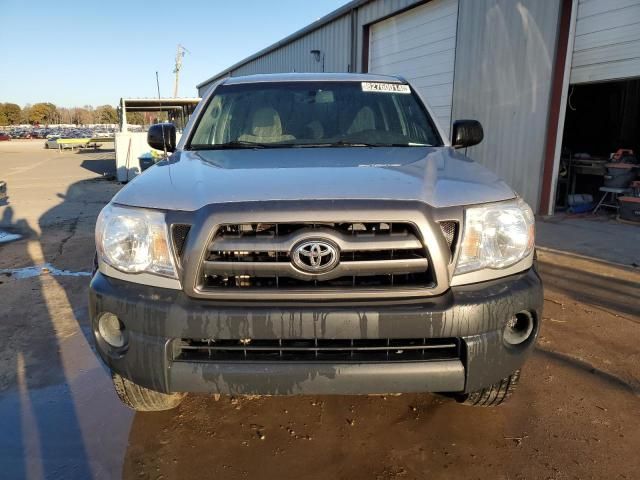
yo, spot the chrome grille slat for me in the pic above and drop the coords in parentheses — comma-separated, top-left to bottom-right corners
(202, 258, 428, 281)
(209, 230, 422, 253)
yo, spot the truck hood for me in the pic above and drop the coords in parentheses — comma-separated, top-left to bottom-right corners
(113, 147, 516, 211)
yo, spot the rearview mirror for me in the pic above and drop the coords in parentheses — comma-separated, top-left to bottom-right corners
(451, 120, 483, 149)
(147, 123, 176, 152)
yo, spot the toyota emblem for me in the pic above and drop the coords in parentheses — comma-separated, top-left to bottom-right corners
(291, 240, 339, 273)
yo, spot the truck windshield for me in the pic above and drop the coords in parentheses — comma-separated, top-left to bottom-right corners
(189, 81, 443, 149)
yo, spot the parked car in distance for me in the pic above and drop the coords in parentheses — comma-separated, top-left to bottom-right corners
(44, 136, 60, 149)
(44, 136, 75, 149)
(0, 133, 11, 141)
(90, 73, 542, 412)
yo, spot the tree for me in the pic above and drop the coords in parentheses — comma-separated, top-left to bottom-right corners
(28, 102, 57, 125)
(1, 103, 21, 125)
(70, 107, 93, 125)
(95, 105, 118, 124)
(21, 104, 31, 124)
(127, 112, 145, 125)
(57, 107, 73, 124)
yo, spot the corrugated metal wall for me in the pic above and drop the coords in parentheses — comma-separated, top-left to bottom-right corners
(451, 0, 562, 211)
(570, 0, 640, 84)
(232, 14, 352, 77)
(368, 0, 458, 134)
(197, 14, 353, 96)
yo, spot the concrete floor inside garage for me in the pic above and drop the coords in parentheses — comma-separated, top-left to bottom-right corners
(537, 214, 640, 268)
(0, 140, 638, 479)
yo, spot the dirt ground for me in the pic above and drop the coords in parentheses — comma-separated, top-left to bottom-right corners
(0, 140, 639, 480)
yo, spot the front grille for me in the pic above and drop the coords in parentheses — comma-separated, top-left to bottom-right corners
(174, 337, 460, 363)
(198, 222, 433, 291)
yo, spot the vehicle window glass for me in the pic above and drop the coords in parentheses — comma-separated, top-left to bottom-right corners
(190, 81, 442, 148)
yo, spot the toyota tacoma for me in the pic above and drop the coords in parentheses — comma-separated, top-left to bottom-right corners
(90, 73, 542, 411)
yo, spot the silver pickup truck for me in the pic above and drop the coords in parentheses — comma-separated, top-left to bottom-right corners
(90, 73, 541, 411)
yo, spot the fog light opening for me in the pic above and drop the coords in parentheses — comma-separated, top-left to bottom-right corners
(98, 312, 126, 349)
(503, 311, 534, 346)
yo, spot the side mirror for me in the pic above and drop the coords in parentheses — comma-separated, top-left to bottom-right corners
(147, 123, 176, 152)
(451, 120, 483, 149)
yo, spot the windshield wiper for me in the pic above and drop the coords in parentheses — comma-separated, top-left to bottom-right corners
(190, 140, 433, 150)
(290, 141, 378, 148)
(291, 140, 432, 148)
(190, 140, 270, 150)
(372, 142, 432, 147)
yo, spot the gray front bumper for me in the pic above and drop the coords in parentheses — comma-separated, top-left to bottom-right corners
(170, 361, 465, 395)
(89, 268, 542, 395)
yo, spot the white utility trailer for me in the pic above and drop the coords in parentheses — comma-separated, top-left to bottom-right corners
(115, 98, 200, 182)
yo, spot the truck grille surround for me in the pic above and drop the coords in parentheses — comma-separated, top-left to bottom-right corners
(197, 222, 436, 292)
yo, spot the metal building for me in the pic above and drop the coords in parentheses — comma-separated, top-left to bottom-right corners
(197, 0, 640, 214)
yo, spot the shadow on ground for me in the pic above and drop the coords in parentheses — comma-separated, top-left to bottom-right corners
(538, 258, 640, 318)
(0, 156, 129, 479)
(0, 204, 94, 479)
(80, 157, 117, 178)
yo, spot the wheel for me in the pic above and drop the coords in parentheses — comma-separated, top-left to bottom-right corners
(111, 372, 185, 411)
(454, 370, 520, 407)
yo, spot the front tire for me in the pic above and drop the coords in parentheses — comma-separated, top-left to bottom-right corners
(111, 373, 185, 411)
(454, 370, 520, 407)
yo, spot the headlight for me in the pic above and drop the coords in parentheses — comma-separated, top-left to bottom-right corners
(95, 204, 177, 278)
(455, 198, 534, 275)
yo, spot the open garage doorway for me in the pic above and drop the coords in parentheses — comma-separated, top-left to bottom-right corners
(555, 78, 640, 214)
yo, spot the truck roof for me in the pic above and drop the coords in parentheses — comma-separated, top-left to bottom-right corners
(222, 72, 405, 85)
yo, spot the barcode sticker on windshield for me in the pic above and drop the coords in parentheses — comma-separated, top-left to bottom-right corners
(361, 82, 411, 94)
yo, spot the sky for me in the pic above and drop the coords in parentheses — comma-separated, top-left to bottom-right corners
(0, 0, 348, 107)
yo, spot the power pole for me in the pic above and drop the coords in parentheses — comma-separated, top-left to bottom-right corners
(173, 44, 190, 97)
